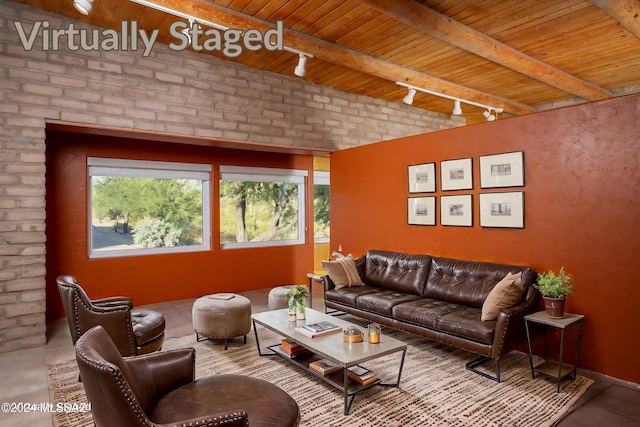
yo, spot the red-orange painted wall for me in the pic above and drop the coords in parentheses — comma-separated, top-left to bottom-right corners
(330, 94, 640, 384)
(45, 132, 315, 319)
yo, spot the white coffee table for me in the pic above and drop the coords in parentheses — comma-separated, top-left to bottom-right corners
(251, 308, 407, 415)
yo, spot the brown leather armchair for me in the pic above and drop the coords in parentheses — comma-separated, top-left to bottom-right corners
(76, 325, 301, 427)
(57, 275, 165, 357)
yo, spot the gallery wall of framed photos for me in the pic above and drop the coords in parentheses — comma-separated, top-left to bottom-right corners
(407, 151, 525, 228)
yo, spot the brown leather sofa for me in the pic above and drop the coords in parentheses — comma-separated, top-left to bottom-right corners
(323, 250, 539, 382)
(76, 325, 300, 427)
(57, 275, 165, 356)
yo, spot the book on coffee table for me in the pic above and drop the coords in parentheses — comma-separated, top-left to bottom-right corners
(347, 365, 377, 385)
(280, 339, 306, 355)
(294, 321, 342, 338)
(309, 358, 342, 376)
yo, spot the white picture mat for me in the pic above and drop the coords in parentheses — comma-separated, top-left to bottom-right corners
(479, 192, 524, 228)
(479, 151, 524, 188)
(441, 158, 473, 191)
(408, 197, 436, 225)
(440, 195, 473, 226)
(408, 163, 436, 193)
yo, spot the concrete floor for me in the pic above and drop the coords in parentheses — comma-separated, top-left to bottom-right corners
(0, 288, 638, 427)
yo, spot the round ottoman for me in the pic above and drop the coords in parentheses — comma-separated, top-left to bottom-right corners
(268, 285, 296, 310)
(192, 294, 252, 350)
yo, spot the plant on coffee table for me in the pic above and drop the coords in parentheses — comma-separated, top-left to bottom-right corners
(286, 285, 310, 320)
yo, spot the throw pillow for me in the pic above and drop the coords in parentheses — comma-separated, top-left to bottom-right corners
(322, 254, 363, 289)
(481, 272, 524, 321)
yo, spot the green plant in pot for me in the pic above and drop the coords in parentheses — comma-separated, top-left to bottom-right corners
(285, 285, 310, 320)
(534, 267, 572, 318)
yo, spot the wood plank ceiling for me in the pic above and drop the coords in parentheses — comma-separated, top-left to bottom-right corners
(12, 0, 640, 122)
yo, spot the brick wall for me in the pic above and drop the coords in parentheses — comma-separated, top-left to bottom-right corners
(0, 1, 464, 353)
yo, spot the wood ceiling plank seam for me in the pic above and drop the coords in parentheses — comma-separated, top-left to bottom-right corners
(139, 8, 166, 31)
(243, 0, 284, 19)
(470, 3, 592, 38)
(321, 8, 387, 44)
(330, 9, 392, 42)
(333, 15, 398, 47)
(281, 1, 337, 31)
(442, 0, 518, 26)
(92, 0, 119, 29)
(357, 27, 431, 58)
(304, 5, 374, 41)
(293, 1, 360, 36)
(259, 0, 304, 22)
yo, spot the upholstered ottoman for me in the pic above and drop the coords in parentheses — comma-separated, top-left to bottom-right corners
(268, 285, 295, 310)
(192, 294, 252, 350)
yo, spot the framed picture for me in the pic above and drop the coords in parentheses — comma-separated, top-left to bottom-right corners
(479, 192, 524, 228)
(440, 195, 473, 227)
(408, 197, 436, 225)
(479, 151, 524, 188)
(441, 158, 473, 191)
(408, 163, 436, 193)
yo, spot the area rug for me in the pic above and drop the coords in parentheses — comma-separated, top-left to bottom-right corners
(48, 318, 592, 426)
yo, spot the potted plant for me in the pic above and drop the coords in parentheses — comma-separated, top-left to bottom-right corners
(285, 285, 310, 320)
(534, 267, 572, 318)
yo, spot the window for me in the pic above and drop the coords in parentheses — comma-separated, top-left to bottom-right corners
(88, 158, 211, 258)
(219, 166, 307, 249)
(313, 171, 330, 243)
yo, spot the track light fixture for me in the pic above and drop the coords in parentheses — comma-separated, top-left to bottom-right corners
(403, 88, 416, 105)
(294, 54, 308, 77)
(129, 0, 314, 77)
(396, 82, 503, 118)
(73, 0, 94, 15)
(483, 109, 496, 121)
(452, 99, 462, 115)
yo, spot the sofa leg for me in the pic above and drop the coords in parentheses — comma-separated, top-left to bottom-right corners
(466, 356, 501, 382)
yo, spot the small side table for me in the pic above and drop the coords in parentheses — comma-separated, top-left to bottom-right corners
(306, 272, 325, 309)
(524, 311, 584, 392)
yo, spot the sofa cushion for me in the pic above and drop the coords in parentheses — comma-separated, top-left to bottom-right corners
(355, 290, 422, 316)
(393, 299, 495, 344)
(362, 250, 432, 296)
(322, 254, 363, 289)
(481, 272, 524, 321)
(325, 285, 380, 306)
(423, 257, 532, 307)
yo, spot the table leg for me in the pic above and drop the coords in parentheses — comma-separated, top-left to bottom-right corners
(525, 319, 535, 379)
(572, 320, 583, 380)
(557, 328, 566, 393)
(253, 320, 276, 357)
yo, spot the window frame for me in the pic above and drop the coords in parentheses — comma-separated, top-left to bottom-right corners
(87, 157, 212, 258)
(219, 165, 308, 250)
(313, 170, 330, 244)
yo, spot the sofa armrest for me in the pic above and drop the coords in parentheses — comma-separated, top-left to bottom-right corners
(322, 275, 335, 292)
(491, 286, 540, 359)
(125, 348, 196, 398)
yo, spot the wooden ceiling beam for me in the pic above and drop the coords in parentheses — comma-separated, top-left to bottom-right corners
(358, 0, 613, 102)
(132, 0, 535, 115)
(590, 0, 640, 39)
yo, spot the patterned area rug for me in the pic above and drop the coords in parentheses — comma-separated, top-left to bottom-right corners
(48, 317, 592, 426)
